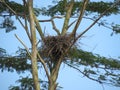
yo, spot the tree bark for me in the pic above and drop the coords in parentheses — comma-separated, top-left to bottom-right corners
(28, 0, 40, 90)
(61, 1, 74, 35)
(48, 59, 62, 90)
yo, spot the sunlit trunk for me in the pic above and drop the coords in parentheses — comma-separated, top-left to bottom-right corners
(28, 0, 40, 90)
(48, 59, 62, 90)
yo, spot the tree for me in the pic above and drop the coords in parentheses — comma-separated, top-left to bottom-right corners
(0, 0, 120, 90)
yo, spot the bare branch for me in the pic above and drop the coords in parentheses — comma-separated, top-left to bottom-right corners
(61, 1, 74, 35)
(15, 34, 31, 57)
(83, 16, 112, 30)
(2, 0, 32, 41)
(2, 1, 25, 28)
(71, 0, 89, 36)
(33, 14, 44, 41)
(2, 1, 16, 15)
(39, 16, 64, 35)
(38, 16, 64, 22)
(51, 18, 60, 35)
(23, 0, 31, 42)
(64, 62, 103, 83)
(28, 0, 40, 90)
(74, 0, 120, 43)
(37, 53, 51, 82)
(39, 19, 51, 22)
(72, 16, 113, 30)
(68, 19, 77, 29)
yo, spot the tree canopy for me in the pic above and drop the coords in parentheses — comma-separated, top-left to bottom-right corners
(0, 0, 120, 90)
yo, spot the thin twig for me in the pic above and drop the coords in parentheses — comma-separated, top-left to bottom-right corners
(83, 16, 112, 30)
(39, 16, 64, 35)
(64, 62, 102, 83)
(68, 19, 77, 29)
(15, 34, 31, 57)
(51, 18, 60, 35)
(37, 53, 51, 82)
(23, 0, 31, 42)
(38, 16, 64, 22)
(2, 1, 16, 15)
(2, 0, 31, 40)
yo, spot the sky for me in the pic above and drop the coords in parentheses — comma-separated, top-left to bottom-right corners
(0, 0, 120, 90)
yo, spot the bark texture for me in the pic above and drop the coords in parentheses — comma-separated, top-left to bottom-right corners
(28, 0, 40, 90)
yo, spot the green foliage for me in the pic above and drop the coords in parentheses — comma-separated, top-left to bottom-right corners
(44, 1, 120, 16)
(0, 56, 31, 73)
(68, 47, 120, 69)
(9, 76, 35, 90)
(0, 48, 31, 73)
(0, 0, 41, 32)
(0, 48, 6, 56)
(0, 0, 120, 89)
(65, 47, 120, 86)
(0, 17, 16, 33)
(1, 46, 120, 87)
(9, 86, 20, 90)
(0, 0, 120, 33)
(112, 24, 120, 35)
(9, 76, 48, 90)
(86, 1, 119, 15)
(0, 0, 41, 17)
(9, 76, 63, 90)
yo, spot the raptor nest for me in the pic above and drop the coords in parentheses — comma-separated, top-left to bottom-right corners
(42, 35, 73, 61)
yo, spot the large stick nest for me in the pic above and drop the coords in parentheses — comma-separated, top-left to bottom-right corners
(42, 35, 73, 61)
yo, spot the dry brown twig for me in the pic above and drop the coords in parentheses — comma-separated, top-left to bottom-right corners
(39, 16, 64, 35)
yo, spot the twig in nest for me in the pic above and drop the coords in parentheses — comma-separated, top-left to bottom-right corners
(42, 35, 73, 61)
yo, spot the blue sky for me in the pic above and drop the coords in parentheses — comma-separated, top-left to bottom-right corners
(0, 0, 120, 90)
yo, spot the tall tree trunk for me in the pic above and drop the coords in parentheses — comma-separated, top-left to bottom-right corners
(48, 59, 62, 90)
(28, 0, 40, 90)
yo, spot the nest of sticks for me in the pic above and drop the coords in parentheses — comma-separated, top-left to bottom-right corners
(42, 35, 73, 61)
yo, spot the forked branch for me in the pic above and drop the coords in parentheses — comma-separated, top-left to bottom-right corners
(33, 14, 44, 40)
(51, 18, 60, 35)
(39, 16, 64, 35)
